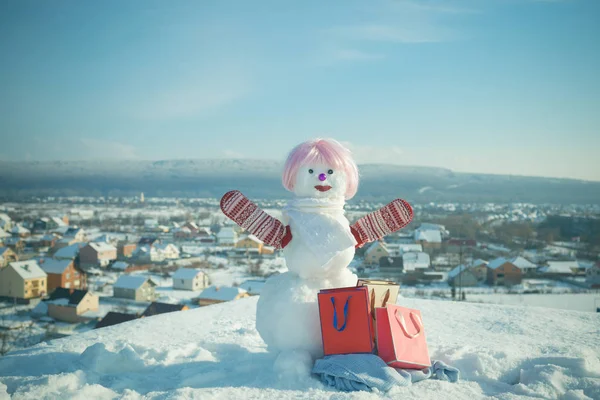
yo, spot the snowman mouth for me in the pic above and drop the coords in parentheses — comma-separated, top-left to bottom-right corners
(314, 185, 332, 192)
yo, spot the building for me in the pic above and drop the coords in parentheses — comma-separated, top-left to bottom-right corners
(470, 259, 489, 281)
(0, 213, 12, 232)
(39, 234, 59, 248)
(11, 225, 31, 238)
(402, 252, 430, 272)
(95, 312, 138, 329)
(0, 261, 47, 301)
(0, 247, 18, 268)
(117, 242, 137, 259)
(4, 237, 25, 254)
(417, 223, 450, 238)
(378, 256, 404, 277)
(53, 242, 86, 260)
(585, 264, 600, 288)
(509, 256, 538, 276)
(217, 227, 238, 246)
(46, 288, 99, 323)
(447, 264, 479, 287)
(364, 241, 389, 265)
(239, 279, 266, 295)
(235, 235, 274, 255)
(141, 302, 188, 317)
(63, 227, 87, 242)
(79, 242, 118, 267)
(386, 243, 423, 256)
(539, 261, 578, 276)
(113, 275, 157, 301)
(197, 286, 249, 306)
(486, 258, 523, 286)
(134, 243, 180, 262)
(414, 229, 442, 249)
(172, 268, 209, 291)
(38, 258, 87, 292)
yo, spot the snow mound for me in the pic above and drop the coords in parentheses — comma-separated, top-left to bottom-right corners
(0, 297, 599, 399)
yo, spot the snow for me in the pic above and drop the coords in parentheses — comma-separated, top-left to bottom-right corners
(111, 261, 129, 271)
(113, 275, 151, 290)
(88, 242, 117, 252)
(53, 243, 85, 259)
(1, 296, 598, 399)
(6, 260, 46, 279)
(542, 261, 578, 274)
(172, 268, 203, 280)
(510, 256, 538, 271)
(239, 279, 266, 295)
(414, 229, 442, 243)
(198, 286, 247, 301)
(488, 257, 508, 270)
(467, 293, 600, 313)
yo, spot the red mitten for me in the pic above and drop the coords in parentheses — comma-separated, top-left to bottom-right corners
(220, 190, 292, 249)
(351, 199, 413, 248)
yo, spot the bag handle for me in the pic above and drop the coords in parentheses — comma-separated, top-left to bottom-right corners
(370, 289, 391, 320)
(394, 310, 423, 339)
(331, 296, 352, 332)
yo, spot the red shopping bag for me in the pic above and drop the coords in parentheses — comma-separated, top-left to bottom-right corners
(318, 286, 374, 356)
(376, 304, 431, 369)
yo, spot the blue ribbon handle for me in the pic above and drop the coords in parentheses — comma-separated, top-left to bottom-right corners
(331, 296, 352, 332)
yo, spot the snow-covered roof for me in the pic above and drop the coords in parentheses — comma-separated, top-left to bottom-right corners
(39, 258, 72, 274)
(89, 242, 117, 252)
(54, 243, 86, 259)
(114, 275, 155, 290)
(540, 261, 577, 274)
(471, 259, 488, 267)
(487, 257, 509, 270)
(217, 227, 237, 239)
(11, 225, 30, 234)
(448, 264, 470, 279)
(237, 235, 262, 244)
(198, 286, 247, 301)
(8, 261, 47, 280)
(365, 241, 387, 256)
(0, 230, 10, 238)
(155, 243, 178, 252)
(239, 280, 265, 294)
(112, 261, 130, 271)
(51, 217, 67, 227)
(509, 256, 537, 270)
(414, 229, 442, 243)
(0, 213, 10, 222)
(402, 252, 430, 268)
(0, 247, 11, 256)
(173, 268, 203, 280)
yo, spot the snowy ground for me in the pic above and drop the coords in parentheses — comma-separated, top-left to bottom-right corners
(466, 293, 600, 313)
(1, 297, 598, 399)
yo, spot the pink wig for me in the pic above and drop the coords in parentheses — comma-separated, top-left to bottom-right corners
(282, 138, 359, 199)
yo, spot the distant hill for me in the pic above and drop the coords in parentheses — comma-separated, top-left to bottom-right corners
(0, 159, 599, 204)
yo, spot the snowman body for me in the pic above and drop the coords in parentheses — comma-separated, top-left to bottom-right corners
(255, 164, 358, 359)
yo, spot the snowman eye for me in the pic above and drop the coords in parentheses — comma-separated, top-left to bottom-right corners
(328, 169, 334, 174)
(308, 169, 314, 174)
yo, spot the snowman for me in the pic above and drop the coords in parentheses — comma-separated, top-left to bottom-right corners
(220, 138, 413, 372)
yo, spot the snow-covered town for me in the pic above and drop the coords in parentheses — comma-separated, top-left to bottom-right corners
(0, 195, 598, 356)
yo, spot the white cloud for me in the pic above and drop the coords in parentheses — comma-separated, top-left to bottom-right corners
(79, 138, 139, 160)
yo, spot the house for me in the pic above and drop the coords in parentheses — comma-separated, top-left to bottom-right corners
(0, 261, 47, 301)
(386, 243, 423, 256)
(0, 229, 11, 242)
(138, 236, 160, 247)
(0, 213, 12, 232)
(134, 243, 180, 262)
(113, 275, 157, 301)
(33, 217, 65, 232)
(197, 286, 249, 306)
(0, 247, 18, 268)
(144, 219, 159, 229)
(364, 241, 389, 265)
(414, 229, 442, 249)
(95, 312, 138, 329)
(53, 242, 86, 260)
(38, 258, 86, 292)
(446, 239, 477, 253)
(539, 261, 578, 276)
(235, 235, 267, 254)
(239, 279, 266, 295)
(378, 256, 404, 275)
(402, 252, 430, 272)
(11, 225, 31, 238)
(486, 257, 523, 286)
(585, 264, 600, 288)
(173, 268, 209, 291)
(79, 242, 118, 267)
(154, 243, 180, 259)
(46, 288, 98, 323)
(448, 264, 479, 287)
(141, 302, 188, 317)
(4, 237, 25, 253)
(117, 242, 137, 258)
(217, 227, 238, 246)
(417, 223, 450, 238)
(63, 227, 87, 242)
(39, 234, 59, 248)
(173, 227, 193, 240)
(111, 261, 130, 271)
(470, 259, 489, 281)
(509, 256, 538, 276)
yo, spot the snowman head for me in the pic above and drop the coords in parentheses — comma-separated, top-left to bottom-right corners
(282, 139, 359, 200)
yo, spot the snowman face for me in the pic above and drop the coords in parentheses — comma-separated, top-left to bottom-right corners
(293, 163, 347, 199)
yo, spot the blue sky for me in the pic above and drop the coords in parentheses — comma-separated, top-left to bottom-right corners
(1, 0, 599, 181)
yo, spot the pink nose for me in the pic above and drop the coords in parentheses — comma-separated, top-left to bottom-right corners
(318, 173, 327, 181)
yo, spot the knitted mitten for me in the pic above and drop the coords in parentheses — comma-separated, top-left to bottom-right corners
(350, 199, 413, 248)
(220, 190, 292, 249)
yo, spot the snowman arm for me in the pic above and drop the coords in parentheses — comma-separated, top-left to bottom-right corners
(220, 190, 292, 249)
(350, 198, 413, 248)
